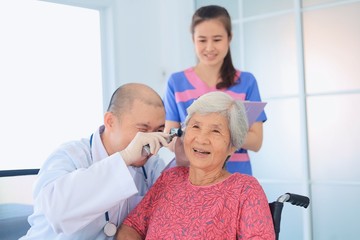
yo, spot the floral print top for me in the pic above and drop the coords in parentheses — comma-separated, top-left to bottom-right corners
(123, 166, 275, 240)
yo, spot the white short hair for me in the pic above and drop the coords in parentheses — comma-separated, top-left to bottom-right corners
(184, 91, 249, 149)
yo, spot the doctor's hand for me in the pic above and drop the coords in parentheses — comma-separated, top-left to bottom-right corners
(120, 132, 169, 167)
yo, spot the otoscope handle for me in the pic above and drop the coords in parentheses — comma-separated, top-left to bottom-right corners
(141, 128, 183, 157)
(142, 145, 151, 156)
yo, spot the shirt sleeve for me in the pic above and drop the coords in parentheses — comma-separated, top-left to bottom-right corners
(34, 143, 138, 234)
(237, 177, 275, 239)
(163, 73, 181, 122)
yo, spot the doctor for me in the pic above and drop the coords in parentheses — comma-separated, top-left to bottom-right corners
(21, 83, 170, 239)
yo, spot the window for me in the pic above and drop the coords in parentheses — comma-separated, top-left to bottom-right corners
(0, 0, 103, 170)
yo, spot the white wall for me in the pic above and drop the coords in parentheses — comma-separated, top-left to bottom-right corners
(109, 0, 196, 162)
(110, 0, 196, 96)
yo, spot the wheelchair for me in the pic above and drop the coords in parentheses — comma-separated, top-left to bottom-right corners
(270, 192, 310, 240)
(1, 169, 310, 240)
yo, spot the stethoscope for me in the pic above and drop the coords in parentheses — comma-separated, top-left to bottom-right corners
(89, 134, 148, 237)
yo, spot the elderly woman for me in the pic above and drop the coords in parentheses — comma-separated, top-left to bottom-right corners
(116, 91, 275, 239)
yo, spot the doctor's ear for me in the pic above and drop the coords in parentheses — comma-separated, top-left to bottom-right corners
(104, 112, 116, 129)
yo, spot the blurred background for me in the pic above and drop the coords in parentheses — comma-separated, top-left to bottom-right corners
(1, 0, 359, 239)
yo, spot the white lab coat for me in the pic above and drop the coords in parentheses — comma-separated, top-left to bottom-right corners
(20, 125, 168, 240)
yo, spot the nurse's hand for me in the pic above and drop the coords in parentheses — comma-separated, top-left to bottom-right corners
(120, 132, 169, 167)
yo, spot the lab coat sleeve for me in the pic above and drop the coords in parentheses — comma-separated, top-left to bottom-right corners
(34, 150, 137, 235)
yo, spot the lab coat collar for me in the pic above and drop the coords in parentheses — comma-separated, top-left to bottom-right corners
(91, 125, 108, 163)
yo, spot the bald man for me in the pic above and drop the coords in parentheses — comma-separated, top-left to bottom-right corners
(21, 83, 170, 240)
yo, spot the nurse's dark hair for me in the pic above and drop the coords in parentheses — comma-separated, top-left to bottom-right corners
(191, 5, 238, 89)
(107, 83, 164, 117)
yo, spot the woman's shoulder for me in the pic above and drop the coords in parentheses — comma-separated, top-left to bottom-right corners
(232, 70, 259, 90)
(168, 68, 194, 80)
(161, 166, 189, 179)
(227, 173, 262, 190)
(237, 70, 257, 82)
(169, 68, 186, 76)
(166, 68, 199, 92)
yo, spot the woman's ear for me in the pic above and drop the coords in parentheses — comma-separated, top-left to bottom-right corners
(228, 145, 237, 156)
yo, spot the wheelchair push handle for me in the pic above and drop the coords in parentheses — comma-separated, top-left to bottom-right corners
(277, 193, 310, 208)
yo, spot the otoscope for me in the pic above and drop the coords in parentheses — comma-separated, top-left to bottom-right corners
(141, 128, 183, 156)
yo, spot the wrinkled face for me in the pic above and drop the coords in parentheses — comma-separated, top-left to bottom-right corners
(109, 99, 165, 154)
(193, 19, 231, 68)
(184, 112, 235, 171)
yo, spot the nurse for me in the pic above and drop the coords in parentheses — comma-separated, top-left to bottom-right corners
(20, 83, 170, 239)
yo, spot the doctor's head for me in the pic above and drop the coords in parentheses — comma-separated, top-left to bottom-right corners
(103, 83, 165, 155)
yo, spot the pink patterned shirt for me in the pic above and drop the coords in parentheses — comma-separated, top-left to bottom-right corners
(123, 167, 275, 239)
